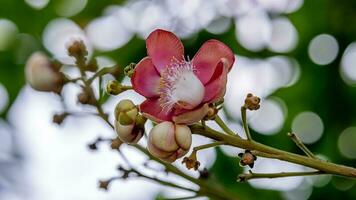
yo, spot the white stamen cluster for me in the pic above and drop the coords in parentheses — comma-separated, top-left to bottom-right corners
(159, 57, 196, 113)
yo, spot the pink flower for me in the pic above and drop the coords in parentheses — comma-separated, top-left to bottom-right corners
(132, 29, 235, 125)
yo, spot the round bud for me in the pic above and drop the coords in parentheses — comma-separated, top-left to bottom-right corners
(25, 52, 63, 93)
(114, 99, 144, 144)
(148, 121, 192, 163)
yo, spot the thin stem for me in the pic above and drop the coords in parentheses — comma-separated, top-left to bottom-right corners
(136, 173, 198, 193)
(87, 65, 121, 85)
(164, 195, 200, 200)
(190, 124, 356, 178)
(288, 132, 317, 159)
(238, 170, 324, 182)
(194, 141, 225, 151)
(241, 106, 252, 141)
(133, 144, 239, 200)
(214, 115, 239, 137)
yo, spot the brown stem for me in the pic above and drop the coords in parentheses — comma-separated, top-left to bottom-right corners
(190, 124, 356, 178)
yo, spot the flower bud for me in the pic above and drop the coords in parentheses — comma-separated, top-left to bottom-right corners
(244, 93, 261, 111)
(66, 40, 87, 60)
(52, 112, 68, 125)
(106, 80, 123, 95)
(25, 52, 64, 93)
(238, 150, 257, 168)
(114, 99, 145, 143)
(148, 121, 192, 163)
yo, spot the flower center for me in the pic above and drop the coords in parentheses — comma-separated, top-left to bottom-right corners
(159, 58, 205, 112)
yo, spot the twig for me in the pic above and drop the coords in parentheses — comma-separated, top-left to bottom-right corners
(164, 195, 200, 200)
(288, 132, 317, 159)
(214, 115, 239, 137)
(87, 65, 121, 85)
(238, 170, 324, 182)
(190, 124, 356, 178)
(193, 141, 225, 151)
(241, 106, 252, 141)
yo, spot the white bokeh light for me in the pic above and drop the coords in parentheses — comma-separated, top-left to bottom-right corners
(338, 127, 356, 159)
(225, 55, 297, 120)
(292, 111, 324, 144)
(267, 56, 300, 88)
(340, 42, 356, 86)
(249, 98, 286, 135)
(0, 83, 9, 114)
(235, 9, 271, 51)
(43, 18, 93, 64)
(86, 16, 133, 51)
(0, 19, 18, 51)
(24, 0, 49, 9)
(206, 17, 231, 34)
(248, 157, 306, 191)
(257, 0, 304, 14)
(268, 17, 298, 53)
(308, 34, 339, 65)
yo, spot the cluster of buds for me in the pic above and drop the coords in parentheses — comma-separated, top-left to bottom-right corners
(25, 52, 64, 93)
(148, 121, 192, 163)
(114, 99, 146, 143)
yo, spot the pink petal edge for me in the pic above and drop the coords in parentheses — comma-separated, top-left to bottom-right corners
(140, 98, 173, 123)
(192, 39, 235, 85)
(146, 29, 184, 74)
(202, 58, 229, 103)
(131, 57, 161, 98)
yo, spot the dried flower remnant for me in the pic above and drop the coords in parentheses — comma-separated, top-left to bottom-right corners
(182, 150, 200, 170)
(238, 150, 257, 168)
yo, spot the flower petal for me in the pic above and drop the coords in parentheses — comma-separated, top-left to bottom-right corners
(202, 58, 229, 103)
(140, 98, 173, 122)
(173, 103, 210, 125)
(131, 57, 161, 98)
(192, 39, 234, 84)
(146, 29, 184, 74)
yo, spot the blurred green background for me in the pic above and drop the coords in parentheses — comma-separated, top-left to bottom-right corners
(0, 0, 356, 200)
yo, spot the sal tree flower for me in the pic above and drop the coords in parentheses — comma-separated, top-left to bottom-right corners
(132, 29, 235, 125)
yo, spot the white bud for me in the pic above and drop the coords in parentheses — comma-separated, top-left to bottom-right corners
(25, 52, 63, 93)
(148, 121, 192, 162)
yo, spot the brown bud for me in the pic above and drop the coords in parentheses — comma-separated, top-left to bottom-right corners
(204, 106, 218, 120)
(244, 93, 261, 111)
(77, 91, 95, 105)
(88, 143, 98, 151)
(182, 150, 200, 170)
(98, 180, 110, 191)
(238, 150, 257, 168)
(110, 138, 123, 150)
(67, 40, 88, 61)
(52, 113, 68, 125)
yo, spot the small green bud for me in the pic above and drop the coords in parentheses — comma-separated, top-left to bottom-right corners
(124, 63, 136, 78)
(106, 80, 123, 95)
(118, 112, 135, 125)
(114, 99, 136, 120)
